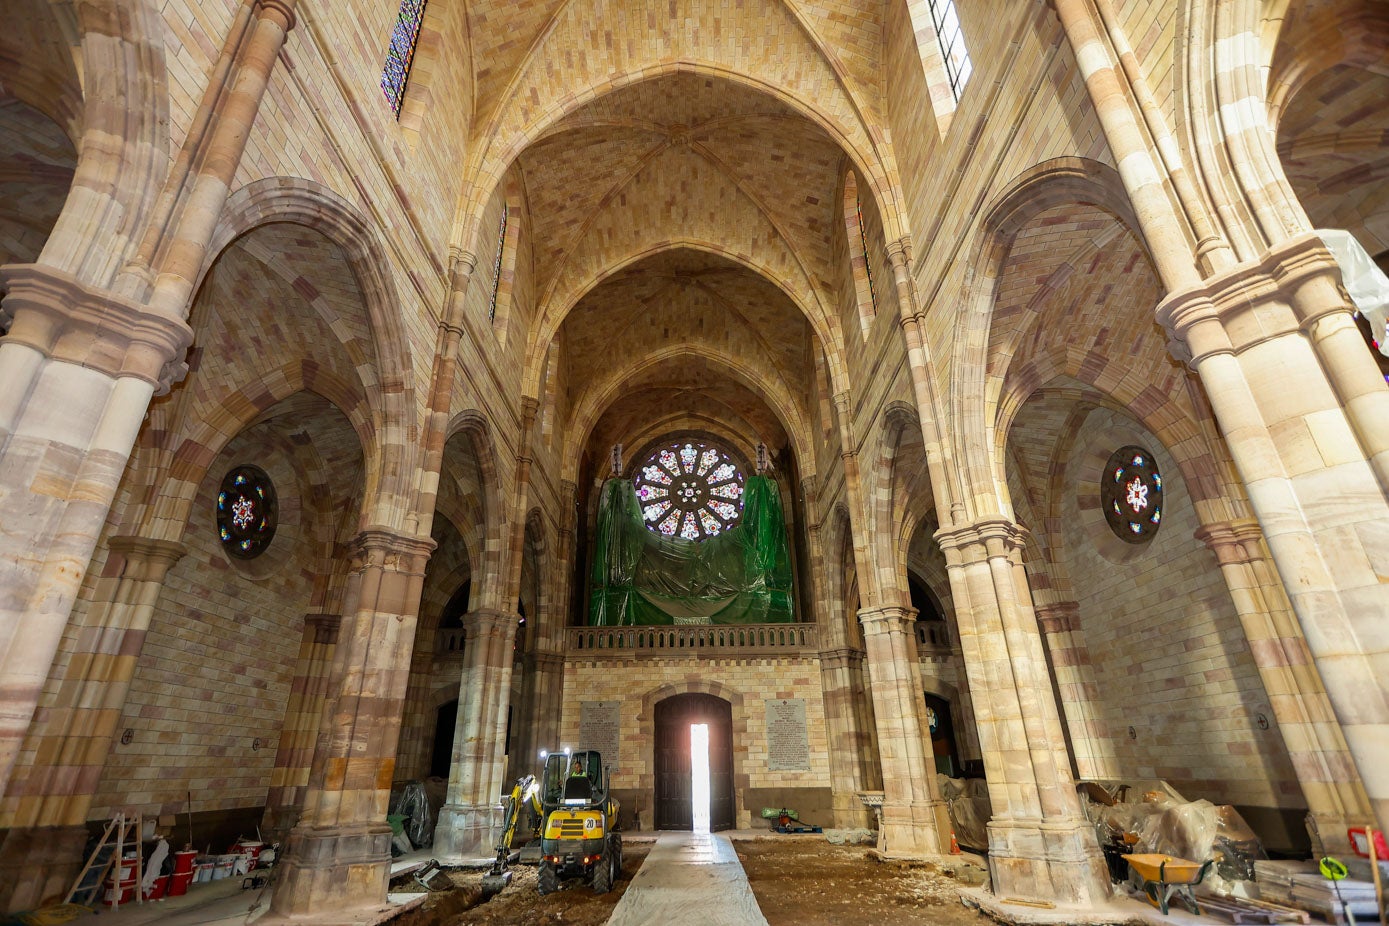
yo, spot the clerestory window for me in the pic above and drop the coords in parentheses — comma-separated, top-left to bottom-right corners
(381, 0, 428, 117)
(927, 0, 972, 102)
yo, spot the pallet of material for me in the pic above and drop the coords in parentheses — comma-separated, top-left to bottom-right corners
(1196, 894, 1311, 925)
(1286, 874, 1379, 926)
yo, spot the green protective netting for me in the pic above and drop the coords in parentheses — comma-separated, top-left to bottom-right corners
(587, 475, 795, 626)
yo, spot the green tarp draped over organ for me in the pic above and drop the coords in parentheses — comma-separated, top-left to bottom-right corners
(587, 475, 795, 625)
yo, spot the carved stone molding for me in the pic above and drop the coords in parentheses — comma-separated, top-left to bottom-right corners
(0, 263, 193, 393)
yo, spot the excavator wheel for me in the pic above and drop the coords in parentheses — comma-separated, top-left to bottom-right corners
(592, 838, 616, 894)
(538, 860, 559, 896)
(612, 834, 624, 880)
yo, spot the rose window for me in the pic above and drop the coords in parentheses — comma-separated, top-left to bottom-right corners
(216, 465, 278, 559)
(633, 440, 745, 540)
(1100, 446, 1163, 544)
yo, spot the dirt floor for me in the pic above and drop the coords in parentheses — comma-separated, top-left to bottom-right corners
(388, 839, 653, 926)
(733, 837, 995, 926)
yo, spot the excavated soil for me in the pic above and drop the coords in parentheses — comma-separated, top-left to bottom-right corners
(733, 837, 994, 926)
(390, 836, 991, 926)
(388, 839, 652, 926)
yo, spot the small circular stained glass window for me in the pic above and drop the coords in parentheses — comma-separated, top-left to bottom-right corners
(1101, 445, 1163, 543)
(216, 465, 278, 559)
(633, 440, 745, 541)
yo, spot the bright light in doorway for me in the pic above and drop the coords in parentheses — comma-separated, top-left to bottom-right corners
(691, 723, 711, 834)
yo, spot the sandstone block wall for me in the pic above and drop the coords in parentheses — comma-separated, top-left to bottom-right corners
(560, 655, 832, 830)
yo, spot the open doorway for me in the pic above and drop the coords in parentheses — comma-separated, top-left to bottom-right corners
(654, 693, 733, 830)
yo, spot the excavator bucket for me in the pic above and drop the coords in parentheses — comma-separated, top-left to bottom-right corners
(480, 868, 512, 897)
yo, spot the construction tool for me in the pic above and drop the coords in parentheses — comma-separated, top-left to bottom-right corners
(480, 774, 541, 896)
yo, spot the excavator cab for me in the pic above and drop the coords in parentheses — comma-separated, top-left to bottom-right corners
(537, 750, 622, 894)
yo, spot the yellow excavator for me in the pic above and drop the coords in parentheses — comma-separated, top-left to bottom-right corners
(536, 749, 622, 895)
(480, 749, 622, 896)
(480, 773, 542, 895)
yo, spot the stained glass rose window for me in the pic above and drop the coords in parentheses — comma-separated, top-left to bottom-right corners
(216, 465, 278, 559)
(633, 441, 745, 540)
(1100, 446, 1163, 543)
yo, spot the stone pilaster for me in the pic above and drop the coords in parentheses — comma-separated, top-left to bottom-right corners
(1196, 519, 1373, 853)
(1033, 602, 1113, 780)
(263, 613, 341, 842)
(434, 609, 520, 862)
(936, 519, 1109, 906)
(0, 268, 191, 794)
(272, 527, 434, 916)
(818, 646, 878, 828)
(1160, 233, 1389, 832)
(857, 606, 947, 856)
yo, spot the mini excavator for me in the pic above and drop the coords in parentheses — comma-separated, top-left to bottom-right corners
(480, 773, 542, 895)
(480, 749, 622, 897)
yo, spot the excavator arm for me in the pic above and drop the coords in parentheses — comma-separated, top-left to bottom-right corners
(481, 774, 540, 894)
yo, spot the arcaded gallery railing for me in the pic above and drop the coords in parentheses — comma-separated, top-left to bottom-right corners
(566, 623, 817, 656)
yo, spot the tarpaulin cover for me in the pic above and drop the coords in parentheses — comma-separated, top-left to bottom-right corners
(588, 475, 795, 625)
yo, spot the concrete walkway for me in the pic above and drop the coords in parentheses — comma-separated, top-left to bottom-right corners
(607, 831, 769, 926)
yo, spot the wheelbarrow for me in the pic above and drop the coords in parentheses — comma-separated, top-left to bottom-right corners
(1122, 853, 1214, 915)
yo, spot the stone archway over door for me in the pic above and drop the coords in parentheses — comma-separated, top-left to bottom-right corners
(654, 694, 734, 831)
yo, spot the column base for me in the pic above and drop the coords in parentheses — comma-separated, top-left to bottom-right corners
(270, 822, 393, 917)
(986, 818, 1110, 906)
(0, 824, 88, 913)
(433, 802, 503, 863)
(877, 800, 947, 857)
(831, 791, 876, 830)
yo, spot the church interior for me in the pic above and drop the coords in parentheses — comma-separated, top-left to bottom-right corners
(1, 0, 1388, 919)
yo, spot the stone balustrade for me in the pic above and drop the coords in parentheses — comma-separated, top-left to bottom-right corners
(566, 622, 817, 656)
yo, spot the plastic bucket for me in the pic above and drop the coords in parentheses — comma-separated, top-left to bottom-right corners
(232, 840, 263, 868)
(169, 870, 194, 896)
(102, 878, 137, 906)
(117, 855, 138, 880)
(143, 874, 169, 900)
(194, 862, 213, 883)
(173, 849, 198, 874)
(211, 856, 235, 880)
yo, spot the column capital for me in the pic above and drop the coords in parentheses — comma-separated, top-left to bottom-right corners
(253, 0, 297, 31)
(818, 645, 866, 667)
(1157, 231, 1351, 367)
(461, 608, 522, 635)
(303, 613, 342, 644)
(885, 236, 912, 266)
(1194, 518, 1265, 566)
(857, 605, 917, 634)
(934, 517, 1028, 564)
(349, 526, 436, 573)
(449, 248, 478, 280)
(1033, 601, 1081, 635)
(0, 263, 193, 394)
(106, 535, 187, 580)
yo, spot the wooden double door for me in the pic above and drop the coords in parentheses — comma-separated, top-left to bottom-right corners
(654, 693, 734, 831)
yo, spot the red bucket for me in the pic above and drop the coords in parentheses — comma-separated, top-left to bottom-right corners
(143, 874, 169, 900)
(101, 878, 137, 906)
(173, 849, 198, 874)
(168, 870, 194, 896)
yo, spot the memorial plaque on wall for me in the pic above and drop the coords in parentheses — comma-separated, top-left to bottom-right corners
(765, 698, 810, 771)
(580, 700, 621, 771)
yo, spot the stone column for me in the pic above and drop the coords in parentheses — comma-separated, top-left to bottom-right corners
(1033, 602, 1115, 780)
(936, 519, 1109, 905)
(528, 650, 566, 766)
(818, 646, 879, 828)
(263, 613, 340, 842)
(0, 535, 183, 912)
(1159, 234, 1389, 832)
(1195, 519, 1373, 853)
(272, 527, 434, 916)
(434, 609, 520, 861)
(857, 606, 947, 856)
(0, 268, 190, 791)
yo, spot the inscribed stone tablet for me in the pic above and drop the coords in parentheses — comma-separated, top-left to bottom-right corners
(579, 700, 621, 771)
(765, 698, 810, 771)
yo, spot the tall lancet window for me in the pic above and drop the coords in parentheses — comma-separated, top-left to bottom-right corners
(381, 0, 427, 117)
(490, 203, 509, 321)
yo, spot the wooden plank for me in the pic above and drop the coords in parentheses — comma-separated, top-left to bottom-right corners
(1198, 894, 1312, 925)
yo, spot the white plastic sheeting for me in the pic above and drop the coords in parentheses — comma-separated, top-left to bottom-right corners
(1317, 229, 1389, 357)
